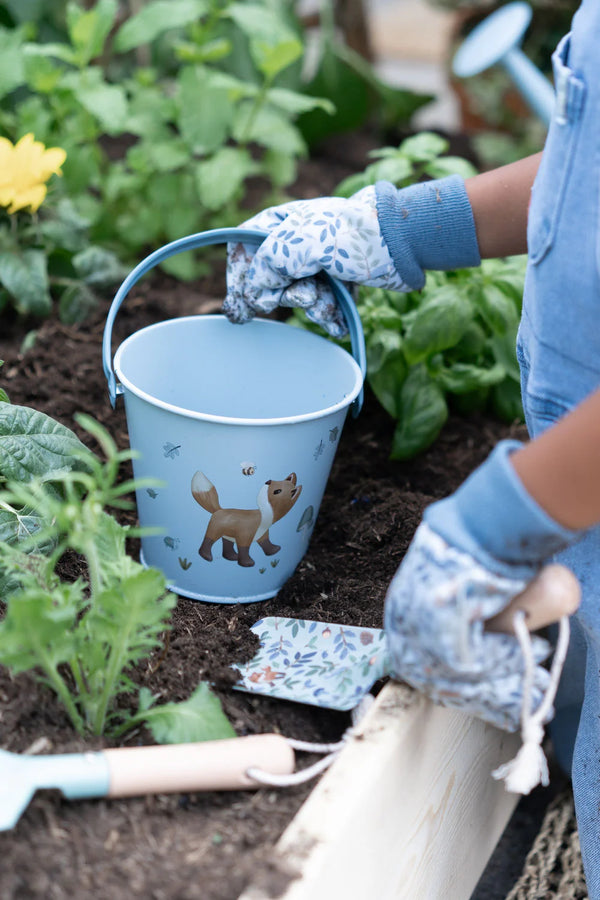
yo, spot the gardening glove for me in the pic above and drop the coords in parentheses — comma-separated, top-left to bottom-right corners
(224, 174, 480, 337)
(384, 440, 580, 733)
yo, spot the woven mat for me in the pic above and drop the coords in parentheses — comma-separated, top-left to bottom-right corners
(506, 788, 588, 899)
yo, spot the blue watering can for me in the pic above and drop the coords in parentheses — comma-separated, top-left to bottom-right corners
(452, 1, 555, 125)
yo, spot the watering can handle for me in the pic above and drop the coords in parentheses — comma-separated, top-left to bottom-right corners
(102, 227, 366, 416)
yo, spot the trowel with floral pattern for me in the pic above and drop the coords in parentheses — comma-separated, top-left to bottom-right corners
(233, 616, 391, 710)
(232, 565, 581, 711)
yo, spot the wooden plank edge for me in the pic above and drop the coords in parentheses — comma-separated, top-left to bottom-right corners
(239, 681, 522, 900)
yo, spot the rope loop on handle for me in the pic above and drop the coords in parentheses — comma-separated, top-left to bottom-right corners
(246, 695, 374, 788)
(492, 611, 570, 795)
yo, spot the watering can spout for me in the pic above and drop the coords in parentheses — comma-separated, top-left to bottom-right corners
(452, 1, 555, 126)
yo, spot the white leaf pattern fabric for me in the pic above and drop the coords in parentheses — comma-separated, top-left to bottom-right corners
(224, 187, 409, 337)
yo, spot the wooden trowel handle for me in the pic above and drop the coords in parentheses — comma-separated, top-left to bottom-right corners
(486, 564, 580, 634)
(104, 734, 294, 797)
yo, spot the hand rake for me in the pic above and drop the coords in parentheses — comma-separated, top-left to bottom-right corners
(0, 734, 294, 832)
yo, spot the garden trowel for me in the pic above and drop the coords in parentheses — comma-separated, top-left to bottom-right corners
(0, 733, 295, 832)
(233, 564, 581, 711)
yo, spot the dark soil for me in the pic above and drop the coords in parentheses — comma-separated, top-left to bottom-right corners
(0, 136, 568, 900)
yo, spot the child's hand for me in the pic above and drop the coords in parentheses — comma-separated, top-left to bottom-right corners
(384, 441, 579, 731)
(224, 174, 481, 335)
(224, 201, 346, 338)
(384, 522, 551, 731)
(224, 186, 405, 337)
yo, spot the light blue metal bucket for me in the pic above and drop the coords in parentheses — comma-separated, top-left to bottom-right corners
(102, 228, 366, 604)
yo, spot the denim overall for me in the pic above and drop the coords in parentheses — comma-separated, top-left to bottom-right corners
(517, 1, 600, 891)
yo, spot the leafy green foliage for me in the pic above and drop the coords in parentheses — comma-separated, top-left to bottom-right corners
(355, 256, 526, 459)
(0, 0, 340, 279)
(135, 683, 236, 744)
(0, 411, 233, 742)
(0, 361, 9, 402)
(0, 194, 125, 322)
(296, 2, 429, 146)
(113, 1, 210, 53)
(335, 132, 478, 197)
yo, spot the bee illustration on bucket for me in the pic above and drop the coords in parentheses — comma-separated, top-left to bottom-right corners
(191, 471, 302, 568)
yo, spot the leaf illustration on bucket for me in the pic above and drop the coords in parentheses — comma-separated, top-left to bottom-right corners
(297, 505, 315, 534)
(313, 440, 325, 460)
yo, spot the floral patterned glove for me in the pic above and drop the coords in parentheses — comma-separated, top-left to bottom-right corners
(385, 522, 551, 731)
(224, 175, 480, 337)
(224, 186, 400, 338)
(384, 441, 580, 732)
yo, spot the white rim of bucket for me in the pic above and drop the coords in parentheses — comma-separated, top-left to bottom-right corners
(113, 315, 364, 427)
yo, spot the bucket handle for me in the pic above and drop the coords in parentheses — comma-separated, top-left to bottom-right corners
(102, 227, 366, 416)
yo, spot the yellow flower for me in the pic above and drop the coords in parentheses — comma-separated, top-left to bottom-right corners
(0, 133, 67, 214)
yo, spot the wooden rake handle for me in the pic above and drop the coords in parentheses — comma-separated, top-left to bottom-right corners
(103, 734, 295, 797)
(486, 564, 581, 634)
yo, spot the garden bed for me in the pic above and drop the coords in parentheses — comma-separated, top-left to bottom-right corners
(0, 138, 554, 900)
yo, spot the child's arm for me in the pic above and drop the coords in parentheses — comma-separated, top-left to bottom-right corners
(385, 376, 594, 733)
(224, 175, 482, 337)
(513, 386, 600, 530)
(465, 152, 542, 258)
(225, 150, 543, 335)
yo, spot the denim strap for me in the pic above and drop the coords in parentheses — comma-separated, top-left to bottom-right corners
(552, 33, 586, 125)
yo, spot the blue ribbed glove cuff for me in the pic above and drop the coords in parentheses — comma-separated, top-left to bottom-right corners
(375, 175, 481, 290)
(424, 440, 581, 573)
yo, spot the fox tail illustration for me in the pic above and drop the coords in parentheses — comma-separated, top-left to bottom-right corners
(191, 471, 220, 513)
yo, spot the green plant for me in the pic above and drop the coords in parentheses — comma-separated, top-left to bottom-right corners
(296, 0, 430, 146)
(0, 1, 68, 35)
(334, 131, 478, 197)
(0, 407, 234, 742)
(0, 0, 340, 279)
(354, 256, 526, 460)
(0, 360, 8, 402)
(454, 69, 547, 168)
(293, 251, 527, 459)
(0, 132, 124, 321)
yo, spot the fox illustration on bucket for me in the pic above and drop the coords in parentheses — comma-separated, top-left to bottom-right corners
(191, 471, 302, 568)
